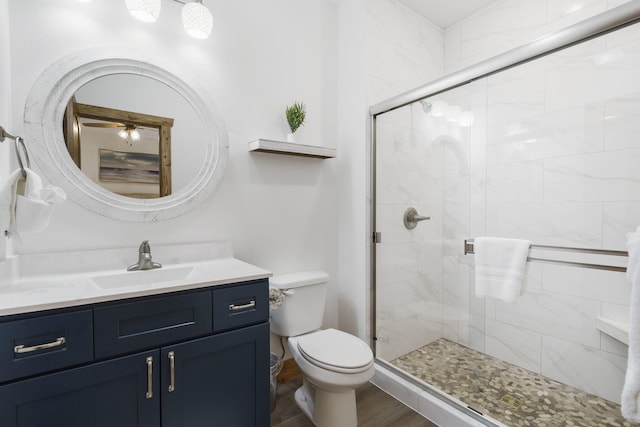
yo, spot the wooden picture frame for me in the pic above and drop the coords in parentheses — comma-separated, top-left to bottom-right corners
(65, 102, 174, 197)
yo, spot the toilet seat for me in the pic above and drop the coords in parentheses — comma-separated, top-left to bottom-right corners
(295, 328, 373, 374)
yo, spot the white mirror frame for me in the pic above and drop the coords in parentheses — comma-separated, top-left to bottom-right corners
(24, 48, 228, 222)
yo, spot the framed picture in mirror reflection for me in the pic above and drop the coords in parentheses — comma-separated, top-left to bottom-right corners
(63, 98, 173, 198)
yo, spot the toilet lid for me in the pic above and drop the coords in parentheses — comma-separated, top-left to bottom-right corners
(296, 329, 373, 373)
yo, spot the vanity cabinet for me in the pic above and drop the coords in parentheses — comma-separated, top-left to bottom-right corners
(0, 278, 269, 427)
(161, 324, 269, 427)
(0, 350, 161, 427)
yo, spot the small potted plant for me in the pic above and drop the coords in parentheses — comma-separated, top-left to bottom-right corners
(285, 102, 306, 143)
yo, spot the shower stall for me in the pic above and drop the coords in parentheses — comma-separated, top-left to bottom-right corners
(370, 2, 640, 426)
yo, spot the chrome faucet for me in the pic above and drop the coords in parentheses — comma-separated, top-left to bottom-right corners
(127, 240, 162, 271)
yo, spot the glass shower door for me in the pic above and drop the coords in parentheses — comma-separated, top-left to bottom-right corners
(374, 81, 485, 364)
(373, 20, 640, 426)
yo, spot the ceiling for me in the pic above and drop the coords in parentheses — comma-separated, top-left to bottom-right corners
(398, 0, 496, 28)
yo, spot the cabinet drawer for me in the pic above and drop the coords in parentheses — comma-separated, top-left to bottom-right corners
(213, 279, 268, 332)
(94, 291, 212, 359)
(0, 310, 93, 383)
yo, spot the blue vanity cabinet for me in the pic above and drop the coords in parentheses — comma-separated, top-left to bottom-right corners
(0, 349, 161, 427)
(0, 278, 270, 427)
(161, 323, 270, 427)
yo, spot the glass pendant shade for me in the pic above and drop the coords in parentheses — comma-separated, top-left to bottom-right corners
(118, 127, 141, 144)
(125, 0, 161, 23)
(182, 2, 213, 39)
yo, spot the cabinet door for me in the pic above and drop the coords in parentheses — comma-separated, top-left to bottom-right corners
(161, 323, 270, 427)
(0, 350, 160, 427)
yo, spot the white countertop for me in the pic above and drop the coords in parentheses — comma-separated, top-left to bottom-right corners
(0, 242, 272, 316)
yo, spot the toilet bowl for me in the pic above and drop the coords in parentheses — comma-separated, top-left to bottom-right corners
(288, 329, 375, 426)
(269, 272, 374, 427)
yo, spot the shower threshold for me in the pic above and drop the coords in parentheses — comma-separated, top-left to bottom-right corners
(391, 339, 636, 427)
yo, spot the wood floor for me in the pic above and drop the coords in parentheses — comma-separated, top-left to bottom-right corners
(270, 377, 438, 427)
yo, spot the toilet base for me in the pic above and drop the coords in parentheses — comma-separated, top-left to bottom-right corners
(294, 378, 358, 427)
(294, 381, 315, 422)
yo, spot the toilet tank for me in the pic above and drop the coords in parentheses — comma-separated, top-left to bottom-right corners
(269, 271, 329, 337)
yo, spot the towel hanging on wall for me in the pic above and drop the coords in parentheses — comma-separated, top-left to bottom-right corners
(1, 126, 66, 240)
(473, 237, 531, 303)
(0, 167, 66, 240)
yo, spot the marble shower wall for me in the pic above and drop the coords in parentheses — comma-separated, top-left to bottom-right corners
(376, 1, 640, 406)
(445, 22, 640, 405)
(444, 0, 633, 75)
(375, 81, 487, 361)
(367, 0, 445, 361)
(365, 0, 444, 105)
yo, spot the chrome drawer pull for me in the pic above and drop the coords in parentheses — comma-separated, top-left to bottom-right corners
(168, 351, 175, 392)
(228, 300, 256, 311)
(146, 356, 153, 399)
(14, 337, 66, 354)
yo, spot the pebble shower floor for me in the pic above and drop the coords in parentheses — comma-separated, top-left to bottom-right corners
(392, 339, 638, 427)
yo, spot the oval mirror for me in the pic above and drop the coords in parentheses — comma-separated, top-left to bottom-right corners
(24, 48, 228, 222)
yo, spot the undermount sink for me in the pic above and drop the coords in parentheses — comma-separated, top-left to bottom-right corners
(91, 266, 195, 289)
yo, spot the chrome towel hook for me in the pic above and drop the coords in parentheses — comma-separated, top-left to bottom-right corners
(0, 126, 17, 142)
(0, 125, 31, 178)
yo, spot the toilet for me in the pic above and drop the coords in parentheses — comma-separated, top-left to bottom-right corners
(270, 271, 374, 427)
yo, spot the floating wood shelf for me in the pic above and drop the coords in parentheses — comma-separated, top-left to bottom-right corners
(248, 139, 336, 159)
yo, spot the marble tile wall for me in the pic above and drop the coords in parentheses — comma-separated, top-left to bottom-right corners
(444, 0, 633, 75)
(374, 0, 640, 407)
(375, 82, 485, 360)
(368, 0, 445, 361)
(460, 20, 640, 405)
(366, 0, 444, 105)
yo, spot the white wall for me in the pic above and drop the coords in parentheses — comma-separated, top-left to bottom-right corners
(0, 0, 11, 260)
(6, 0, 339, 328)
(336, 0, 368, 339)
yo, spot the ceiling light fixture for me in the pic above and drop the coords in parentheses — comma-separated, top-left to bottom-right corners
(125, 0, 161, 23)
(124, 0, 213, 39)
(182, 0, 213, 39)
(118, 125, 141, 145)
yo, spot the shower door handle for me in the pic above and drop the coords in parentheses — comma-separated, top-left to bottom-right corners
(403, 207, 430, 230)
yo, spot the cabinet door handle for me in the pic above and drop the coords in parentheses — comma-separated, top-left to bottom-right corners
(228, 300, 256, 311)
(146, 356, 153, 399)
(168, 351, 175, 392)
(14, 337, 66, 354)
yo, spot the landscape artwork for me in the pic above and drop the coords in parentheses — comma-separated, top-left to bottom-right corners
(98, 149, 160, 185)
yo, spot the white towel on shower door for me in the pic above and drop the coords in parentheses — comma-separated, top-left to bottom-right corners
(473, 237, 531, 303)
(622, 226, 640, 423)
